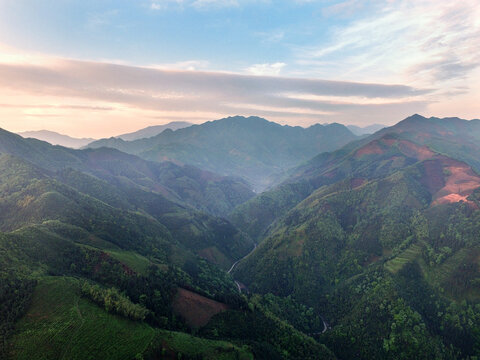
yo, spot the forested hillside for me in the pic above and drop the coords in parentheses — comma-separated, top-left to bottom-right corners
(87, 116, 358, 191)
(0, 126, 336, 359)
(233, 118, 480, 359)
(0, 128, 255, 217)
(2, 115, 480, 359)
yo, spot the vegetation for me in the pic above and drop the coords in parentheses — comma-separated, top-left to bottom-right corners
(234, 131, 480, 359)
(0, 274, 36, 357)
(200, 306, 335, 360)
(80, 281, 150, 321)
(87, 115, 358, 191)
(9, 277, 253, 360)
(2, 115, 480, 359)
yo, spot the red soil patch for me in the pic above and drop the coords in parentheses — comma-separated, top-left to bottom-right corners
(397, 140, 435, 161)
(26, 313, 49, 320)
(350, 178, 365, 188)
(172, 288, 229, 328)
(413, 132, 432, 142)
(382, 137, 398, 146)
(198, 247, 217, 263)
(354, 138, 434, 161)
(199, 172, 221, 182)
(235, 281, 248, 292)
(152, 183, 174, 198)
(431, 157, 480, 206)
(421, 159, 446, 195)
(354, 141, 385, 158)
(324, 170, 336, 178)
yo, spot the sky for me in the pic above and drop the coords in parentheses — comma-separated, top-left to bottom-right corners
(0, 0, 479, 138)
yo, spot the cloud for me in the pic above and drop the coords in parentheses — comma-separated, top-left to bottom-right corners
(148, 60, 210, 71)
(246, 62, 286, 76)
(0, 52, 433, 136)
(150, 0, 184, 10)
(295, 0, 480, 90)
(149, 0, 251, 10)
(321, 0, 367, 18)
(0, 104, 114, 111)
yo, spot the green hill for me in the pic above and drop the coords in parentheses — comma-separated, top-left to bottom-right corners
(0, 128, 255, 217)
(0, 127, 336, 359)
(231, 134, 433, 239)
(230, 115, 480, 240)
(233, 134, 480, 359)
(87, 116, 358, 191)
(3, 114, 480, 359)
(8, 277, 254, 360)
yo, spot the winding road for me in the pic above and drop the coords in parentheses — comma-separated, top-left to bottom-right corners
(309, 317, 329, 335)
(228, 243, 257, 274)
(228, 243, 257, 293)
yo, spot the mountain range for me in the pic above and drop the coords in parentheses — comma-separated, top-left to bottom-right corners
(1, 114, 480, 359)
(231, 114, 480, 359)
(347, 123, 386, 135)
(115, 121, 192, 141)
(16, 121, 193, 149)
(18, 130, 95, 149)
(87, 116, 359, 191)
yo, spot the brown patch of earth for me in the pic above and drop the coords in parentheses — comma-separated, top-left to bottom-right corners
(172, 288, 229, 328)
(350, 178, 365, 188)
(354, 138, 434, 162)
(421, 159, 446, 195)
(364, 254, 381, 266)
(381, 137, 398, 146)
(431, 157, 480, 206)
(354, 141, 385, 158)
(397, 140, 435, 161)
(152, 183, 173, 198)
(413, 132, 432, 142)
(93, 252, 135, 276)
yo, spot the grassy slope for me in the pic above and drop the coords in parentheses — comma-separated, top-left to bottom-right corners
(9, 277, 155, 360)
(9, 277, 253, 360)
(384, 243, 422, 274)
(105, 250, 153, 275)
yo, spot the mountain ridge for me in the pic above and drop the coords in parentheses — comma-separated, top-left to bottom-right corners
(232, 125, 480, 358)
(18, 130, 95, 149)
(87, 115, 359, 191)
(115, 121, 193, 141)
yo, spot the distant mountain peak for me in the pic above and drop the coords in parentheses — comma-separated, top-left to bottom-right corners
(399, 113, 428, 123)
(17, 130, 95, 149)
(115, 121, 192, 141)
(86, 115, 358, 191)
(346, 123, 387, 135)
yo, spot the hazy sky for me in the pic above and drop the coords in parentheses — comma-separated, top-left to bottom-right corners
(0, 0, 479, 137)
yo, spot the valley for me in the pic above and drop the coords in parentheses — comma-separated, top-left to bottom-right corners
(1, 114, 480, 359)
